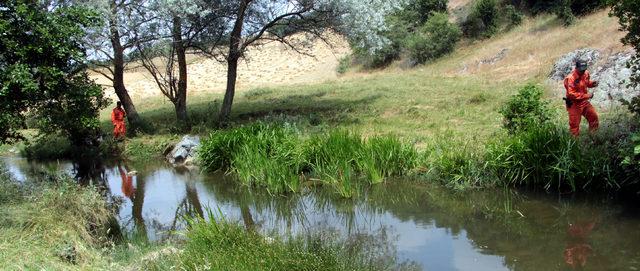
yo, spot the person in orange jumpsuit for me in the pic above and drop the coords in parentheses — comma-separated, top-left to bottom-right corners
(563, 60, 599, 137)
(111, 101, 127, 140)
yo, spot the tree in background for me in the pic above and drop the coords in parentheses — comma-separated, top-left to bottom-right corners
(82, 0, 152, 133)
(213, 0, 404, 124)
(610, 0, 640, 176)
(611, 0, 640, 96)
(354, 0, 448, 68)
(0, 0, 107, 147)
(134, 0, 228, 130)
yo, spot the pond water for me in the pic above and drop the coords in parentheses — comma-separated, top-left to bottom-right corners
(3, 157, 640, 271)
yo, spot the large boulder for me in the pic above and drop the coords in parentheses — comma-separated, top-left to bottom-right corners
(166, 135, 200, 167)
(549, 49, 639, 107)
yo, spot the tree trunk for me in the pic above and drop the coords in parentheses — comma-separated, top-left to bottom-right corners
(173, 16, 190, 130)
(218, 0, 250, 125)
(109, 0, 143, 133)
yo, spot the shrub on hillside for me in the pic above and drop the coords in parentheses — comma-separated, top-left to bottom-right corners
(499, 84, 552, 134)
(518, 0, 607, 15)
(504, 5, 524, 27)
(403, 0, 449, 26)
(462, 0, 499, 38)
(406, 12, 462, 64)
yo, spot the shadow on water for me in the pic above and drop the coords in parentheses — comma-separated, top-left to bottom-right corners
(3, 157, 640, 271)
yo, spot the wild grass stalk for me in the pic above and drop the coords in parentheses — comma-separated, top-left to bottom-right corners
(199, 124, 419, 196)
(176, 209, 416, 271)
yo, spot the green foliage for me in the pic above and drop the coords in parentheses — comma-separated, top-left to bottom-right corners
(402, 0, 449, 26)
(520, 0, 608, 15)
(499, 84, 552, 134)
(178, 212, 410, 271)
(556, 0, 577, 26)
(22, 134, 73, 160)
(199, 123, 419, 197)
(0, 1, 108, 146)
(485, 124, 620, 192)
(352, 0, 450, 68)
(406, 12, 462, 64)
(353, 42, 402, 69)
(0, 172, 118, 269)
(336, 55, 352, 74)
(424, 139, 486, 190)
(462, 0, 499, 38)
(504, 5, 524, 27)
(611, 0, 640, 95)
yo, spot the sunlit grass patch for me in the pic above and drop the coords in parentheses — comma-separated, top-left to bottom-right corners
(175, 210, 418, 271)
(199, 123, 420, 197)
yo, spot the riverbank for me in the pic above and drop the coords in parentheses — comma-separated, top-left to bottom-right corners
(3, 157, 640, 270)
(0, 165, 415, 270)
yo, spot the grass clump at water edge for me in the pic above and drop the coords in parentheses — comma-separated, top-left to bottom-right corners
(198, 122, 420, 197)
(168, 210, 418, 271)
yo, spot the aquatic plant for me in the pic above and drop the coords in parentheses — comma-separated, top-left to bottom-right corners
(199, 124, 419, 196)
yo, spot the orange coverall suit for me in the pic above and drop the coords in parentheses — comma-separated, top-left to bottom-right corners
(564, 69, 599, 136)
(111, 107, 127, 139)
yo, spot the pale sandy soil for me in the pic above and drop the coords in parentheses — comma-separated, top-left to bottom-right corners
(90, 33, 351, 102)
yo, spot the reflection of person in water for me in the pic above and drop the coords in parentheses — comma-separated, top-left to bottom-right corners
(117, 164, 136, 201)
(564, 220, 595, 269)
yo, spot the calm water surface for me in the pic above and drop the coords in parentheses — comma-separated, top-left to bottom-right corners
(3, 157, 640, 271)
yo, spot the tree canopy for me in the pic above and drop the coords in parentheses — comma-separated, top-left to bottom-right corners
(0, 0, 107, 145)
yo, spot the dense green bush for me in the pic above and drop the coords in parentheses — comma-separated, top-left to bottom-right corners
(402, 0, 449, 26)
(462, 0, 499, 38)
(22, 134, 73, 160)
(406, 12, 462, 64)
(518, 0, 607, 15)
(352, 0, 450, 68)
(336, 55, 352, 74)
(499, 84, 552, 134)
(504, 5, 524, 27)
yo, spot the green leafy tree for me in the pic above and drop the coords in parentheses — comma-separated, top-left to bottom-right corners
(463, 0, 499, 38)
(611, 0, 640, 173)
(0, 0, 107, 147)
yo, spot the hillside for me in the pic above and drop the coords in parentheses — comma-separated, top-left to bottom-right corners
(90, 33, 350, 101)
(92, 9, 627, 104)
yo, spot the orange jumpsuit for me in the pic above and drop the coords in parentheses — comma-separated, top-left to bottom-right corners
(564, 69, 599, 137)
(111, 107, 127, 139)
(118, 165, 135, 200)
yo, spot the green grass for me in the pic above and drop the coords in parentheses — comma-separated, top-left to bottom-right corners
(198, 123, 420, 197)
(158, 210, 417, 271)
(99, 73, 512, 143)
(0, 170, 112, 269)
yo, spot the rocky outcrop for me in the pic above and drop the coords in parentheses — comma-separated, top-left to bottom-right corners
(549, 49, 638, 107)
(165, 135, 200, 168)
(549, 49, 601, 81)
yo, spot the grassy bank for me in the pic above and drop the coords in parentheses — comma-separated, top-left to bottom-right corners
(0, 167, 416, 270)
(141, 212, 418, 271)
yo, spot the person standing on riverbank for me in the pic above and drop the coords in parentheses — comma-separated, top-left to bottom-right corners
(111, 101, 127, 140)
(563, 60, 599, 137)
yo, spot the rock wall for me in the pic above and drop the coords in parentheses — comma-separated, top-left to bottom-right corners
(549, 49, 639, 108)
